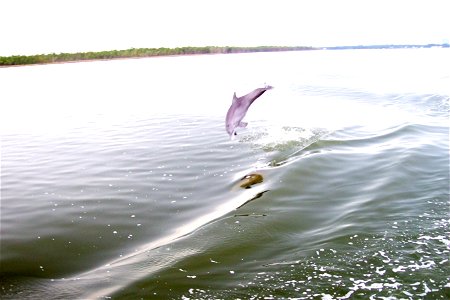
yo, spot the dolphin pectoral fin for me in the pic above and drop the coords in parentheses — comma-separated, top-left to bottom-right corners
(238, 122, 248, 128)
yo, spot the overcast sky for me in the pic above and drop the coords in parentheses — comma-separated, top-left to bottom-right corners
(1, 0, 449, 56)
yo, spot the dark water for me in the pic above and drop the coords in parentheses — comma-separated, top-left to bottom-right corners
(1, 49, 449, 299)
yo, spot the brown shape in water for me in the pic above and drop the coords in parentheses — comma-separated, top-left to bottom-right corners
(239, 173, 264, 189)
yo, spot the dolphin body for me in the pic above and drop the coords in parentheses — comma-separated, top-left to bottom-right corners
(225, 85, 273, 137)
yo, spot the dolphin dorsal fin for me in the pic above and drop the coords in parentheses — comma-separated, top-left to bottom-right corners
(232, 92, 238, 104)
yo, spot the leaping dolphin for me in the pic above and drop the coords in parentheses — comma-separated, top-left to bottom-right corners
(225, 85, 273, 137)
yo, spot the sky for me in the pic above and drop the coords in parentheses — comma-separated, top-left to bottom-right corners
(1, 0, 449, 56)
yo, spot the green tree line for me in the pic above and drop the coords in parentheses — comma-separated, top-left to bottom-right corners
(0, 46, 314, 66)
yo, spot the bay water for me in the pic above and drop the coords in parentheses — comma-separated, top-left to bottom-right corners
(1, 48, 449, 299)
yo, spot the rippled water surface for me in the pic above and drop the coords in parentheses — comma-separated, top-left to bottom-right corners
(1, 49, 449, 299)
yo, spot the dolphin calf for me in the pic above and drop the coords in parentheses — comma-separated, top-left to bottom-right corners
(225, 85, 273, 136)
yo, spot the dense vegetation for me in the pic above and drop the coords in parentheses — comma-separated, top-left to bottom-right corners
(0, 46, 314, 66)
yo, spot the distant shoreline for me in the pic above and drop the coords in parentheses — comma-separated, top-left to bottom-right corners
(0, 46, 315, 67)
(2, 44, 447, 67)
